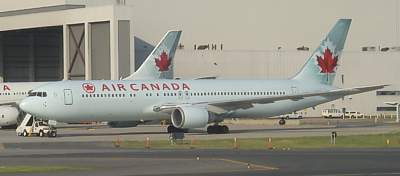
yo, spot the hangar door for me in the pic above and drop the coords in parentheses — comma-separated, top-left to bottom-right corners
(0, 26, 63, 82)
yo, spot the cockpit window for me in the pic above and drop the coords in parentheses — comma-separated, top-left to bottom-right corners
(28, 92, 37, 97)
(28, 91, 47, 97)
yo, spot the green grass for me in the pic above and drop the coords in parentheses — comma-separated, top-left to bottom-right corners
(117, 132, 400, 150)
(0, 166, 91, 174)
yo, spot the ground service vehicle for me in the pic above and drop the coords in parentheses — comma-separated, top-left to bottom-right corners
(16, 114, 56, 137)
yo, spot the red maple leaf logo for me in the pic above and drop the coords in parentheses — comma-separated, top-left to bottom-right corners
(317, 48, 338, 73)
(155, 51, 171, 71)
(82, 83, 95, 93)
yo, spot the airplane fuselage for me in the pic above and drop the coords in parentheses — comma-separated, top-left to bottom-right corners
(22, 79, 339, 122)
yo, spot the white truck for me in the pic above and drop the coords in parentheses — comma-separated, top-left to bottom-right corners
(16, 114, 57, 137)
(280, 112, 304, 119)
(344, 111, 364, 118)
(322, 109, 344, 118)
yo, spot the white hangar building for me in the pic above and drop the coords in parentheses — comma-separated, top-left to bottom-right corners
(0, 0, 399, 117)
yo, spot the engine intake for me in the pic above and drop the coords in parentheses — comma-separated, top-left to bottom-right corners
(171, 106, 212, 129)
(0, 106, 19, 127)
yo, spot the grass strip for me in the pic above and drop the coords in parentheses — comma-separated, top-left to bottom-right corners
(117, 132, 400, 150)
(0, 166, 91, 174)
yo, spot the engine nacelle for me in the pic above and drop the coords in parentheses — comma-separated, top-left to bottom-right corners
(0, 106, 19, 127)
(171, 106, 212, 129)
(108, 121, 140, 128)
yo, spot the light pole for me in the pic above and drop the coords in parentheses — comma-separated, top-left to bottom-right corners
(384, 102, 400, 123)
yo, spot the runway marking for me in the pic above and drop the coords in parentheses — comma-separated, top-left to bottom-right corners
(213, 158, 279, 171)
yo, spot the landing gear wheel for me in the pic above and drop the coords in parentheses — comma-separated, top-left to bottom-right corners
(22, 130, 28, 137)
(207, 125, 229, 134)
(50, 131, 57, 137)
(279, 118, 286, 125)
(39, 130, 44, 137)
(206, 126, 216, 134)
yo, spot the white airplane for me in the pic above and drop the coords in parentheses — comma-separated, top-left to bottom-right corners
(0, 30, 181, 128)
(20, 19, 386, 134)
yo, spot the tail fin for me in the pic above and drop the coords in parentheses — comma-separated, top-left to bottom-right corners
(292, 19, 351, 85)
(124, 30, 182, 80)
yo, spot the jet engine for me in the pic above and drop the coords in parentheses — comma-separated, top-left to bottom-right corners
(171, 106, 214, 129)
(0, 106, 19, 128)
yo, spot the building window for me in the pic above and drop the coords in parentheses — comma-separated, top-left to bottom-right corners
(376, 91, 400, 96)
(376, 106, 397, 111)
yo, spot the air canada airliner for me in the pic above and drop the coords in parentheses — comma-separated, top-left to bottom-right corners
(20, 19, 386, 134)
(0, 30, 181, 128)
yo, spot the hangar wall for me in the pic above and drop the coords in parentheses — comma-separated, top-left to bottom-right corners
(0, 1, 134, 81)
(91, 22, 111, 80)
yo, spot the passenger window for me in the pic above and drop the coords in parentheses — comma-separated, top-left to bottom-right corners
(37, 92, 42, 97)
(43, 92, 47, 97)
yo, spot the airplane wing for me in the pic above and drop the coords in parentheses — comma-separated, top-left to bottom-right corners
(154, 85, 387, 114)
(0, 102, 18, 106)
(205, 84, 387, 113)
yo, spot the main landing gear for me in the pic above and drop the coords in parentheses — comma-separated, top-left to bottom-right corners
(207, 125, 229, 134)
(167, 125, 188, 133)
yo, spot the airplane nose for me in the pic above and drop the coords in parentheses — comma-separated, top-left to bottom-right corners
(19, 98, 35, 114)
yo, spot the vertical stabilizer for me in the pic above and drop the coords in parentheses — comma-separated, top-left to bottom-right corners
(124, 30, 182, 80)
(292, 19, 351, 85)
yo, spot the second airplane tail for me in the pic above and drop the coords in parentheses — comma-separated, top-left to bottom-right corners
(292, 19, 351, 85)
(124, 30, 182, 80)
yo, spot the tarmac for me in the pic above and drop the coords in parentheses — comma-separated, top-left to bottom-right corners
(0, 118, 399, 176)
(1, 148, 400, 176)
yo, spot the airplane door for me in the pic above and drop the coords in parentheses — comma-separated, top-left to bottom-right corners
(63, 89, 73, 105)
